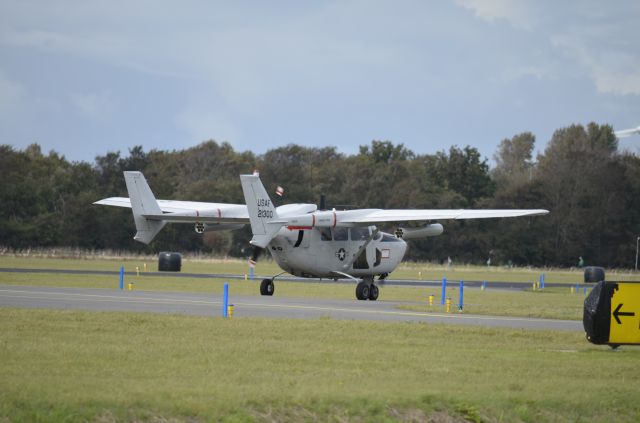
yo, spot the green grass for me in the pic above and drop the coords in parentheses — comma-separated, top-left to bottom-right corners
(0, 255, 276, 276)
(2, 256, 638, 421)
(0, 270, 590, 320)
(5, 255, 640, 284)
(397, 261, 639, 283)
(400, 287, 589, 320)
(0, 256, 598, 320)
(2, 255, 639, 283)
(1, 308, 638, 422)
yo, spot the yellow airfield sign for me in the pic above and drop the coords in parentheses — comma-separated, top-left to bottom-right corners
(609, 283, 640, 344)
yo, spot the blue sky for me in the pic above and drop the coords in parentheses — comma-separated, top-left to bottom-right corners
(1, 0, 639, 164)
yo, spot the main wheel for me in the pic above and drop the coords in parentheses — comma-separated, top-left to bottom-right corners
(260, 278, 275, 296)
(355, 281, 370, 300)
(356, 282, 370, 300)
(368, 284, 379, 301)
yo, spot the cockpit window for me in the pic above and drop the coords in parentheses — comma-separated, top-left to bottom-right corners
(333, 227, 348, 241)
(350, 226, 370, 241)
(320, 227, 332, 241)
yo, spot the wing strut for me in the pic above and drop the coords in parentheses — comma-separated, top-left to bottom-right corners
(342, 228, 379, 270)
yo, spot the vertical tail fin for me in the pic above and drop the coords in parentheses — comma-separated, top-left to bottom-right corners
(240, 174, 284, 248)
(124, 171, 166, 244)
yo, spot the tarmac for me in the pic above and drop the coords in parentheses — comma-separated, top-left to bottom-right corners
(0, 284, 583, 332)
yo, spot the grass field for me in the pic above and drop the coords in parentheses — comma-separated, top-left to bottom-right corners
(1, 308, 639, 422)
(0, 256, 609, 320)
(2, 255, 639, 283)
(2, 256, 639, 421)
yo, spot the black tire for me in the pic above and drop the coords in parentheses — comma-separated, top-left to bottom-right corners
(158, 252, 181, 272)
(355, 281, 369, 300)
(260, 279, 274, 296)
(369, 284, 379, 301)
(584, 266, 605, 283)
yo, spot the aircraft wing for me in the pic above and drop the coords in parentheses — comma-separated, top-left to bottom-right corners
(615, 126, 640, 138)
(94, 197, 316, 223)
(94, 197, 249, 223)
(338, 208, 549, 224)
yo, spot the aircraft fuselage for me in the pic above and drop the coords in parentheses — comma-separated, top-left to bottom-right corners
(267, 225, 407, 278)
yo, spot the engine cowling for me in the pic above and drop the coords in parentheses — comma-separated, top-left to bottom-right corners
(395, 223, 444, 240)
(285, 211, 337, 229)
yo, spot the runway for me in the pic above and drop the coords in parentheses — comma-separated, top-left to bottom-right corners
(0, 285, 582, 332)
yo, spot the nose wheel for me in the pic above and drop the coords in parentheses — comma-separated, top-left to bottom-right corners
(355, 280, 379, 301)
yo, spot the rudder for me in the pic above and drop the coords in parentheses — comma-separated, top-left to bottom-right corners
(240, 174, 284, 248)
(124, 171, 166, 244)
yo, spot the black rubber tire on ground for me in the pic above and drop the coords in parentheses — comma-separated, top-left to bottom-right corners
(260, 279, 274, 296)
(368, 284, 379, 301)
(158, 252, 182, 272)
(584, 266, 605, 283)
(355, 281, 370, 300)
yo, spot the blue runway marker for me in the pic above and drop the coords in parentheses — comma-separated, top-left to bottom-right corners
(223, 283, 229, 318)
(459, 280, 464, 311)
(119, 266, 124, 290)
(441, 277, 446, 305)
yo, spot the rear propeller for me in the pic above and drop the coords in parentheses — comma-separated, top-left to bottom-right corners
(249, 246, 262, 268)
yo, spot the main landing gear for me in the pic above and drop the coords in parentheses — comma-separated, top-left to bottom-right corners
(259, 271, 287, 296)
(260, 278, 275, 296)
(355, 277, 379, 301)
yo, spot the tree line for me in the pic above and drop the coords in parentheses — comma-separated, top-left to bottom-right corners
(2, 122, 639, 268)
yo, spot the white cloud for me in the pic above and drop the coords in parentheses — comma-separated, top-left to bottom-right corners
(459, 0, 640, 96)
(455, 0, 538, 29)
(174, 105, 239, 146)
(551, 33, 640, 96)
(594, 72, 640, 96)
(0, 69, 25, 114)
(500, 66, 550, 83)
(69, 90, 115, 120)
(1, 1, 639, 162)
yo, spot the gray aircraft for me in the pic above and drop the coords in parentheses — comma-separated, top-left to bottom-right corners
(95, 171, 548, 300)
